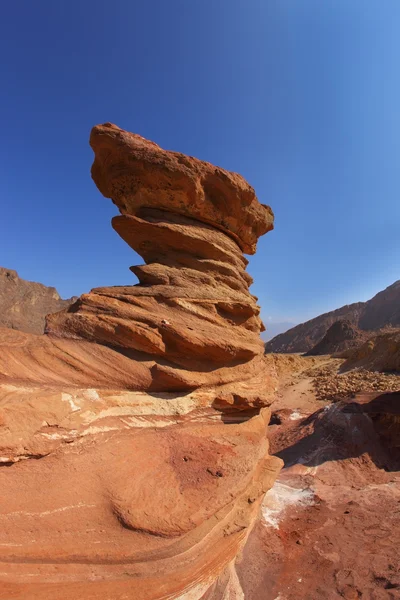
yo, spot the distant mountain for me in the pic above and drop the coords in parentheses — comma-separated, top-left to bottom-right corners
(266, 280, 400, 354)
(262, 321, 297, 342)
(0, 267, 76, 334)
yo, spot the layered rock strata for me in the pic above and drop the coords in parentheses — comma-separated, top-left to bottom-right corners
(43, 123, 275, 405)
(0, 124, 281, 599)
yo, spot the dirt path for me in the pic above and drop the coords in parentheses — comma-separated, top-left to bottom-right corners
(271, 355, 338, 418)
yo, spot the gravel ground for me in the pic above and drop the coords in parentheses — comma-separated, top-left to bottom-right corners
(304, 361, 400, 401)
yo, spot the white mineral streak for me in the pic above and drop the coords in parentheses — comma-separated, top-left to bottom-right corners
(262, 482, 314, 529)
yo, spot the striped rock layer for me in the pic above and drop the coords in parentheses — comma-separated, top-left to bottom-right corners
(0, 124, 281, 599)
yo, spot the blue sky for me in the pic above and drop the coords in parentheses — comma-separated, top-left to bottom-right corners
(1, 1, 399, 332)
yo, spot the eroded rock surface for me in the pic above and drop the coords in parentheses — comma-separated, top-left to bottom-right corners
(0, 124, 281, 599)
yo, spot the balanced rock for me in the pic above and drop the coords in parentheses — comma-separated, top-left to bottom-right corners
(0, 125, 281, 599)
(39, 123, 274, 406)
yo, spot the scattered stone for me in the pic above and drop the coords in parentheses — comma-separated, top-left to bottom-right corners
(305, 362, 399, 401)
(230, 391, 400, 599)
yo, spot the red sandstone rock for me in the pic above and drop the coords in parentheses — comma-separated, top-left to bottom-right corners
(204, 391, 400, 599)
(90, 123, 274, 255)
(0, 408, 281, 599)
(0, 125, 280, 598)
(26, 125, 275, 406)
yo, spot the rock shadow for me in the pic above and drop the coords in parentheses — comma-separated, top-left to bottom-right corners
(274, 391, 400, 472)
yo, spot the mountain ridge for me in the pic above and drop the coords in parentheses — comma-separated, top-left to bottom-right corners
(0, 267, 76, 334)
(266, 280, 400, 353)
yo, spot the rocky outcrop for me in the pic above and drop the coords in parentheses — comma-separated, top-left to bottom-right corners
(0, 124, 281, 599)
(0, 267, 75, 334)
(0, 402, 281, 600)
(343, 329, 400, 372)
(266, 280, 400, 353)
(41, 123, 274, 404)
(306, 319, 368, 356)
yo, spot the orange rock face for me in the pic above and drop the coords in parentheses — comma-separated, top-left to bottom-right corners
(0, 125, 281, 599)
(90, 123, 274, 255)
(42, 123, 275, 405)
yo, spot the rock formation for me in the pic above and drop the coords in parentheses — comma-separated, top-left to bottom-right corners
(0, 267, 76, 334)
(266, 279, 400, 353)
(42, 123, 275, 403)
(0, 124, 281, 599)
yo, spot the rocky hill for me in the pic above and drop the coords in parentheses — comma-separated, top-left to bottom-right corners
(342, 329, 400, 372)
(0, 267, 76, 334)
(266, 280, 400, 353)
(305, 319, 368, 356)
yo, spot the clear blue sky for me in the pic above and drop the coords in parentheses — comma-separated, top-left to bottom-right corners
(1, 1, 399, 330)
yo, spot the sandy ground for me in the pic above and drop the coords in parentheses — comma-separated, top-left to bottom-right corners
(271, 356, 338, 415)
